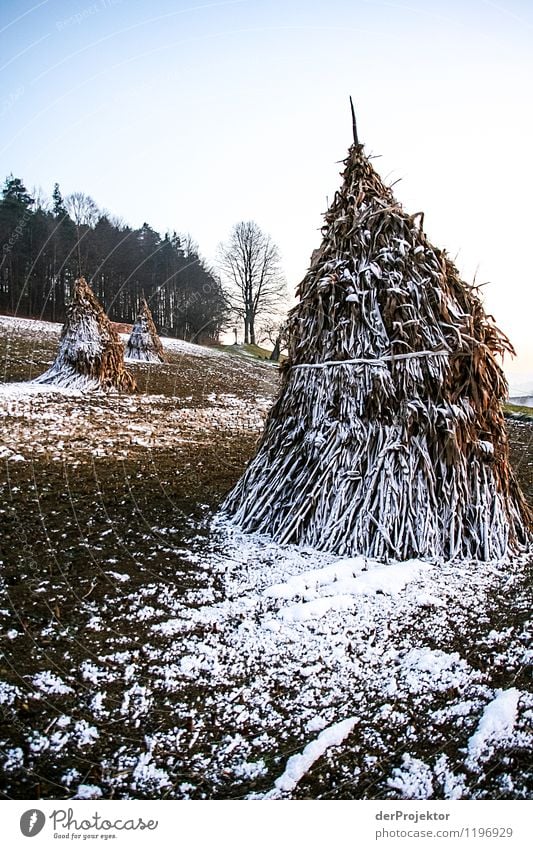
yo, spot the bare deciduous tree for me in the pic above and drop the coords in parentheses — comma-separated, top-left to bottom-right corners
(31, 185, 51, 213)
(217, 221, 286, 345)
(65, 192, 99, 227)
(258, 316, 288, 361)
(66, 192, 99, 275)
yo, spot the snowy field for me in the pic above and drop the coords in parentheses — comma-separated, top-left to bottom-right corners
(510, 396, 533, 410)
(0, 316, 532, 800)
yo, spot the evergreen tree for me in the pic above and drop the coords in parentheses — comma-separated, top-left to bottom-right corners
(2, 175, 34, 208)
(0, 174, 227, 340)
(52, 183, 68, 218)
(0, 176, 35, 313)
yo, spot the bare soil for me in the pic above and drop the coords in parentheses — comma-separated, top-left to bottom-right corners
(0, 318, 531, 801)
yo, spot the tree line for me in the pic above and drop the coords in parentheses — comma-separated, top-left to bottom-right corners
(0, 175, 227, 343)
(0, 174, 289, 348)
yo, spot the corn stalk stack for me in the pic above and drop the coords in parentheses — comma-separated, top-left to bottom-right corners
(223, 116, 531, 561)
(33, 277, 136, 392)
(125, 297, 166, 363)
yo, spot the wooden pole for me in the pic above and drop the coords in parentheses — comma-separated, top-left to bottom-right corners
(349, 96, 359, 146)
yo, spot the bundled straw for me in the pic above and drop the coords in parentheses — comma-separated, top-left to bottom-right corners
(223, 133, 531, 561)
(34, 277, 136, 392)
(125, 297, 166, 363)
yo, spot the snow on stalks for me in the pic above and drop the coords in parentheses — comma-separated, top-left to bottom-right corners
(33, 278, 136, 392)
(125, 298, 166, 363)
(223, 137, 532, 561)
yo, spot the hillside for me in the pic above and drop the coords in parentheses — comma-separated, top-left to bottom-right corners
(0, 316, 531, 801)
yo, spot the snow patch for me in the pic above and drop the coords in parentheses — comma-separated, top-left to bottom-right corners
(264, 716, 358, 797)
(267, 558, 432, 622)
(32, 671, 73, 695)
(0, 381, 82, 399)
(73, 784, 103, 799)
(387, 754, 434, 799)
(399, 648, 474, 695)
(132, 751, 171, 791)
(0, 682, 21, 705)
(466, 689, 521, 769)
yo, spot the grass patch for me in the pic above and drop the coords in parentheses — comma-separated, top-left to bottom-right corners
(505, 402, 533, 418)
(218, 343, 276, 362)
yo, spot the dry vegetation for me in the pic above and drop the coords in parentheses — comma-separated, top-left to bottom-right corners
(0, 317, 531, 801)
(225, 142, 531, 560)
(33, 278, 136, 392)
(125, 298, 167, 363)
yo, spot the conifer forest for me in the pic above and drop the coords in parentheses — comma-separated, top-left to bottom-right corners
(0, 176, 227, 343)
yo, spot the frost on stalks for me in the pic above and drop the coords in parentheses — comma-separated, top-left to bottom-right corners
(223, 129, 532, 561)
(125, 297, 166, 363)
(33, 277, 136, 392)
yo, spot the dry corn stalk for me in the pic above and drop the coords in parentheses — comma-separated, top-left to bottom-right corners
(125, 297, 166, 363)
(34, 277, 136, 392)
(223, 129, 531, 561)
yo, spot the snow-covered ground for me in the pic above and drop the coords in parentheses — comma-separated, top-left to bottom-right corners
(0, 386, 271, 462)
(0, 315, 63, 336)
(0, 315, 276, 462)
(0, 315, 531, 800)
(508, 378, 533, 408)
(1, 521, 531, 800)
(120, 331, 227, 359)
(0, 315, 226, 360)
(509, 395, 533, 409)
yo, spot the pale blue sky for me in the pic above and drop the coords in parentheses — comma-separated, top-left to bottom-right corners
(1, 0, 532, 382)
